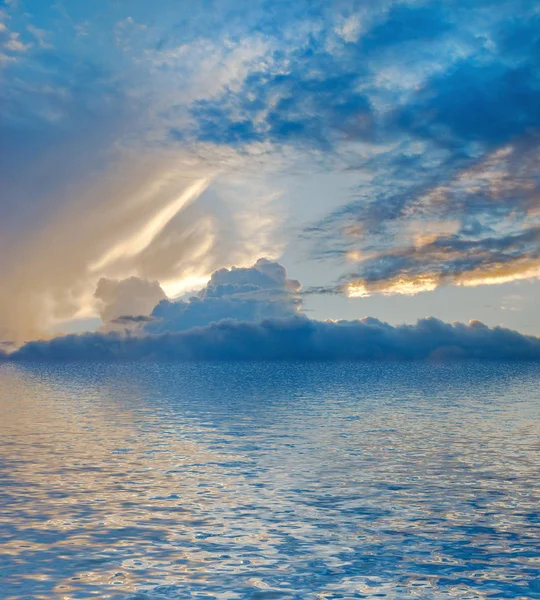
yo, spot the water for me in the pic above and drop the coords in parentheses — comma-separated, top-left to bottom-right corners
(0, 361, 539, 600)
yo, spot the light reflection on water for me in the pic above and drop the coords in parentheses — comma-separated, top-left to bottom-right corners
(0, 361, 539, 599)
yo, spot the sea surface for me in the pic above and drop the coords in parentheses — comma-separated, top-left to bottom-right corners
(0, 361, 539, 600)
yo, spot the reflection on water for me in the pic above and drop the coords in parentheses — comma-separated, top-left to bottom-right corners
(0, 362, 539, 599)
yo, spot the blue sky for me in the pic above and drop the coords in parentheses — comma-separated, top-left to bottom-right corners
(1, 0, 539, 348)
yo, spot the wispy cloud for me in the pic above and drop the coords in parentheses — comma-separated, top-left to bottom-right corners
(89, 178, 211, 273)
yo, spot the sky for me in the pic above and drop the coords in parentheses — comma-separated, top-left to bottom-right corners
(1, 0, 539, 355)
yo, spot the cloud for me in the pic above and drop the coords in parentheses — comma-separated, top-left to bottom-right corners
(0, 10, 32, 61)
(2, 257, 539, 361)
(182, 2, 477, 149)
(0, 3, 292, 345)
(147, 258, 302, 333)
(95, 276, 166, 326)
(324, 136, 540, 296)
(346, 226, 540, 297)
(26, 24, 53, 49)
(88, 178, 211, 273)
(1, 0, 539, 344)
(0, 145, 287, 343)
(172, 0, 540, 300)
(188, 35, 376, 147)
(6, 316, 540, 361)
(109, 314, 156, 325)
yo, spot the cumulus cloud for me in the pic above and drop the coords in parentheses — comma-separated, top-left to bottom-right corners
(95, 276, 166, 326)
(6, 316, 540, 361)
(147, 258, 302, 333)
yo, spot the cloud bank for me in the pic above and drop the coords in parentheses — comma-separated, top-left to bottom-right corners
(6, 317, 540, 362)
(2, 259, 539, 361)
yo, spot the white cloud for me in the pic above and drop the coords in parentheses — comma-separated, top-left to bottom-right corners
(334, 15, 363, 43)
(4, 31, 31, 51)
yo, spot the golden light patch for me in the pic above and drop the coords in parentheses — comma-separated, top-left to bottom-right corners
(347, 274, 439, 298)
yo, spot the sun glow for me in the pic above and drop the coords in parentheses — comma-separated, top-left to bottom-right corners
(347, 275, 439, 298)
(160, 275, 211, 299)
(89, 178, 211, 273)
(457, 262, 540, 288)
(347, 260, 540, 298)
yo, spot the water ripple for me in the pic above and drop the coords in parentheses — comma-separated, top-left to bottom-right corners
(0, 361, 539, 599)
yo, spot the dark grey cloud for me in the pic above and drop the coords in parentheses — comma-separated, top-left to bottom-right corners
(110, 315, 157, 325)
(6, 316, 540, 361)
